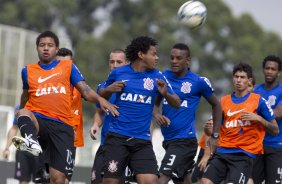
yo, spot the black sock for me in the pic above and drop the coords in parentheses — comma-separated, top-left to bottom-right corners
(17, 116, 38, 141)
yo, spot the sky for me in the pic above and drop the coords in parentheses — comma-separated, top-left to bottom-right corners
(224, 0, 282, 37)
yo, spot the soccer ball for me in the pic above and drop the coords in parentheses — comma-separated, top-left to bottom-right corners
(177, 0, 207, 29)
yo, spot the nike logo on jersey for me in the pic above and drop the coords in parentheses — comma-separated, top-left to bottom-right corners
(38, 73, 60, 83)
(122, 80, 129, 82)
(227, 108, 246, 116)
(74, 110, 79, 115)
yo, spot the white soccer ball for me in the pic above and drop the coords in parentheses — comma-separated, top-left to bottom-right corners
(177, 0, 207, 29)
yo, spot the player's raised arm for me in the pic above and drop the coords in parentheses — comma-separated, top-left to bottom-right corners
(98, 81, 125, 99)
(75, 80, 119, 116)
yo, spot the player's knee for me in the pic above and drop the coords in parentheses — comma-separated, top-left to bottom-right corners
(246, 178, 254, 184)
(201, 177, 214, 184)
(49, 168, 66, 184)
(137, 174, 158, 184)
(102, 178, 119, 184)
(50, 176, 66, 184)
(17, 108, 32, 118)
(158, 173, 171, 184)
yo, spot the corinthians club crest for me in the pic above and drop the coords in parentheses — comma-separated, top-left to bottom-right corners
(181, 82, 192, 94)
(108, 160, 118, 173)
(143, 78, 154, 90)
(267, 95, 276, 107)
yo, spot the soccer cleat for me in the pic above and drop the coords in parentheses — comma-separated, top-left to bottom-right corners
(12, 135, 42, 156)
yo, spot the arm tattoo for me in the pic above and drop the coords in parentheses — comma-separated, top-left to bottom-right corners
(76, 81, 92, 98)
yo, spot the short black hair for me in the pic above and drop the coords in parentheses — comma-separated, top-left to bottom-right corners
(57, 48, 73, 57)
(125, 36, 157, 62)
(262, 55, 282, 71)
(36, 30, 59, 47)
(172, 43, 190, 57)
(233, 63, 253, 78)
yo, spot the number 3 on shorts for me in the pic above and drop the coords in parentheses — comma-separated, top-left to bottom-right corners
(167, 154, 176, 166)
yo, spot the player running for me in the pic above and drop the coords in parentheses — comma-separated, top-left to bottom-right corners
(154, 43, 221, 184)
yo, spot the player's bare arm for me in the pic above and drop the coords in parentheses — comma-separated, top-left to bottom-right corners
(90, 109, 104, 140)
(20, 90, 29, 108)
(3, 125, 18, 160)
(273, 105, 282, 120)
(153, 96, 171, 126)
(207, 94, 222, 135)
(156, 79, 180, 109)
(203, 119, 213, 136)
(75, 81, 119, 116)
(241, 111, 279, 136)
(206, 94, 222, 152)
(105, 81, 125, 93)
(198, 134, 212, 171)
(98, 81, 125, 99)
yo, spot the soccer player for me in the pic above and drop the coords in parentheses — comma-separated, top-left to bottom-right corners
(252, 55, 282, 184)
(99, 36, 181, 184)
(56, 47, 73, 59)
(154, 43, 222, 184)
(90, 49, 128, 184)
(246, 74, 256, 184)
(202, 63, 279, 184)
(12, 30, 119, 184)
(56, 48, 85, 148)
(56, 47, 86, 184)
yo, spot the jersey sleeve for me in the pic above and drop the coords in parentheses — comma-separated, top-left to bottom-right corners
(102, 70, 116, 89)
(159, 71, 174, 95)
(257, 97, 275, 121)
(70, 63, 85, 86)
(22, 66, 28, 89)
(199, 77, 214, 99)
(13, 105, 20, 125)
(96, 71, 116, 108)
